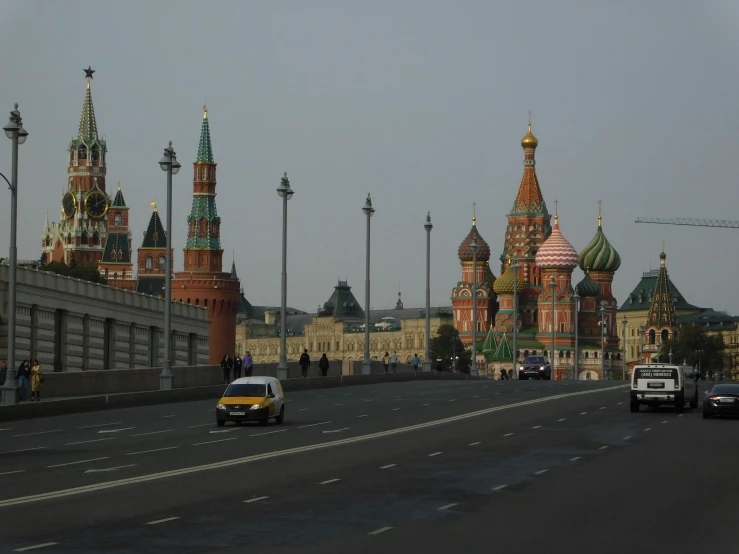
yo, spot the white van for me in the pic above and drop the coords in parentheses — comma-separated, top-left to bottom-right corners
(630, 364, 699, 413)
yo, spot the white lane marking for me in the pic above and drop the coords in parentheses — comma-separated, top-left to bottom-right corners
(78, 422, 123, 429)
(532, 425, 542, 429)
(47, 457, 109, 468)
(243, 496, 269, 503)
(492, 484, 508, 491)
(162, 415, 176, 418)
(357, 414, 369, 418)
(468, 442, 482, 446)
(365, 399, 374, 402)
(65, 438, 115, 446)
(192, 438, 237, 446)
(84, 464, 137, 474)
(368, 526, 393, 535)
(494, 393, 501, 395)
(644, 428, 652, 431)
(297, 421, 331, 429)
(298, 408, 308, 412)
(12, 429, 62, 437)
(0, 428, 11, 432)
(317, 396, 325, 398)
(0, 447, 47, 455)
(0, 385, 628, 508)
(0, 470, 27, 476)
(580, 411, 588, 415)
(391, 408, 402, 411)
(250, 430, 287, 437)
(145, 516, 180, 525)
(535, 469, 549, 475)
(599, 446, 609, 450)
(661, 420, 668, 424)
(600, 407, 607, 410)
(438, 503, 458, 510)
(130, 430, 174, 437)
(13, 542, 58, 551)
(322, 428, 350, 434)
(503, 433, 514, 437)
(428, 452, 443, 457)
(344, 393, 353, 396)
(678, 414, 684, 418)
(126, 447, 178, 456)
(422, 403, 430, 406)
(449, 399, 457, 402)
(209, 429, 238, 434)
(570, 457, 581, 461)
(557, 418, 566, 422)
(186, 424, 211, 429)
(473, 395, 480, 398)
(380, 464, 397, 469)
(616, 402, 623, 405)
(623, 436, 632, 440)
(319, 478, 340, 485)
(97, 427, 135, 434)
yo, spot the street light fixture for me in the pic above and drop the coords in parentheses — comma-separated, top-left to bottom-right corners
(1, 103, 28, 406)
(622, 315, 628, 381)
(469, 240, 478, 376)
(423, 212, 433, 372)
(275, 172, 294, 381)
(361, 194, 375, 375)
(157, 141, 181, 391)
(599, 301, 606, 380)
(573, 288, 580, 380)
(550, 275, 556, 380)
(511, 257, 520, 378)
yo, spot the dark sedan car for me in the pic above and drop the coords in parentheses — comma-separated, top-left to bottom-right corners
(518, 356, 551, 380)
(703, 383, 739, 419)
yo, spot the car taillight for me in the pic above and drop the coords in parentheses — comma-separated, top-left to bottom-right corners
(708, 396, 719, 402)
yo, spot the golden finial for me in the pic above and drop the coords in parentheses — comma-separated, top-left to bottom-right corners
(203, 104, 208, 119)
(521, 116, 538, 149)
(597, 200, 603, 227)
(117, 181, 121, 191)
(472, 201, 477, 226)
(150, 200, 157, 212)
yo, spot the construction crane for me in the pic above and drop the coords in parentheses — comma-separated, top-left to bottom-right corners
(635, 217, 739, 229)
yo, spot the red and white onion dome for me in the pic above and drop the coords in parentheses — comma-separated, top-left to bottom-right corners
(535, 218, 579, 269)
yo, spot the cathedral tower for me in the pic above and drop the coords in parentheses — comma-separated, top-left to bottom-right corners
(171, 106, 241, 363)
(642, 249, 676, 362)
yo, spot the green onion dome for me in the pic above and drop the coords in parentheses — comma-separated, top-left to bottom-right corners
(493, 261, 527, 295)
(578, 218, 621, 273)
(575, 272, 600, 297)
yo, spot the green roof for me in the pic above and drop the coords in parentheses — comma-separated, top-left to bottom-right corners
(185, 197, 221, 249)
(142, 210, 167, 248)
(319, 280, 365, 320)
(135, 277, 165, 297)
(196, 107, 214, 163)
(481, 325, 498, 354)
(101, 233, 130, 264)
(489, 333, 513, 362)
(676, 309, 739, 331)
(646, 255, 677, 329)
(619, 269, 701, 312)
(111, 185, 126, 208)
(78, 84, 99, 145)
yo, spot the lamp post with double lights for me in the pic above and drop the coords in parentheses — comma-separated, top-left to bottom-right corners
(622, 315, 628, 381)
(512, 257, 520, 379)
(550, 275, 556, 379)
(361, 194, 375, 375)
(573, 288, 580, 380)
(275, 172, 294, 381)
(599, 301, 607, 380)
(157, 141, 181, 391)
(423, 212, 433, 372)
(1, 104, 28, 406)
(469, 240, 478, 376)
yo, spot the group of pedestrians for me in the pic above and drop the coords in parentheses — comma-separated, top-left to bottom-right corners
(220, 352, 253, 384)
(299, 350, 330, 378)
(0, 359, 43, 401)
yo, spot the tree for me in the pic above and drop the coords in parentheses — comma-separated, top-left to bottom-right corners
(430, 324, 471, 373)
(660, 324, 725, 378)
(40, 260, 107, 285)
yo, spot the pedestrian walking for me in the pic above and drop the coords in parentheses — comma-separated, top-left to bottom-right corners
(411, 354, 420, 372)
(17, 360, 30, 401)
(299, 349, 311, 378)
(244, 351, 253, 377)
(30, 359, 42, 401)
(382, 352, 390, 373)
(0, 361, 7, 386)
(221, 354, 232, 383)
(233, 354, 243, 379)
(318, 353, 329, 377)
(390, 351, 398, 373)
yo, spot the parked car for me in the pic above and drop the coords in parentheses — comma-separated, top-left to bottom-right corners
(216, 376, 285, 427)
(518, 356, 551, 380)
(702, 383, 739, 419)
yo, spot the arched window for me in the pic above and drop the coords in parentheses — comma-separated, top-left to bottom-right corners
(159, 255, 166, 268)
(113, 272, 118, 279)
(649, 329, 656, 344)
(78, 146, 87, 160)
(187, 298, 191, 304)
(145, 256, 153, 270)
(204, 298, 208, 307)
(114, 212, 122, 226)
(559, 351, 564, 359)
(92, 232, 100, 246)
(81, 231, 89, 244)
(661, 329, 669, 343)
(195, 298, 199, 306)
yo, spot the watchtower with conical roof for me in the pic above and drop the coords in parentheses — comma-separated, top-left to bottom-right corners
(98, 182, 134, 289)
(134, 202, 172, 297)
(642, 249, 676, 362)
(171, 106, 241, 364)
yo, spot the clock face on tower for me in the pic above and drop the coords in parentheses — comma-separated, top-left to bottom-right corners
(84, 190, 109, 219)
(62, 192, 77, 219)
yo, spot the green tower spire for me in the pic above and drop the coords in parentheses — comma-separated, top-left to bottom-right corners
(78, 67, 99, 144)
(196, 105, 214, 163)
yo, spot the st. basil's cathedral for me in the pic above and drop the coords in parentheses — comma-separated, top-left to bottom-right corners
(452, 123, 622, 380)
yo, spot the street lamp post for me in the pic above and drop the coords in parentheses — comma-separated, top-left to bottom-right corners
(669, 347, 673, 365)
(275, 172, 294, 381)
(622, 315, 628, 381)
(1, 104, 28, 406)
(361, 194, 375, 375)
(469, 240, 478, 376)
(600, 301, 606, 380)
(157, 141, 181, 390)
(512, 258, 520, 379)
(550, 275, 556, 380)
(639, 326, 644, 364)
(423, 212, 433, 372)
(573, 289, 580, 381)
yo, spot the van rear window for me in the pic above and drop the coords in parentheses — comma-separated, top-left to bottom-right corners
(635, 367, 678, 380)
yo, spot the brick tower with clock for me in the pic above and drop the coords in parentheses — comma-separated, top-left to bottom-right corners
(41, 67, 133, 288)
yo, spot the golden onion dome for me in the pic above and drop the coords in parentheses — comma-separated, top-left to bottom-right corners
(493, 261, 527, 295)
(521, 123, 538, 149)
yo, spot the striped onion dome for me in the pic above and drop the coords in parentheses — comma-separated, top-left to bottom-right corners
(575, 272, 600, 297)
(493, 261, 527, 295)
(535, 219, 579, 269)
(578, 217, 621, 273)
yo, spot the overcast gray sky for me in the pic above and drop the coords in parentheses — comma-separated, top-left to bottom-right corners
(1, 0, 738, 314)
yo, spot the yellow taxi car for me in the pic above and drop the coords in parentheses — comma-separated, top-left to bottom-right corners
(216, 376, 285, 427)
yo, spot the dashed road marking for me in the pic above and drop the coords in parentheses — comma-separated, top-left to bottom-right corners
(422, 403, 430, 406)
(535, 469, 549, 475)
(438, 503, 458, 511)
(428, 451, 443, 457)
(557, 418, 566, 422)
(569, 457, 580, 462)
(532, 425, 542, 429)
(12, 429, 62, 437)
(334, 404, 343, 406)
(380, 464, 397, 469)
(65, 438, 115, 446)
(250, 429, 288, 437)
(97, 427, 135, 434)
(468, 442, 482, 446)
(0, 469, 27, 476)
(358, 414, 369, 418)
(186, 424, 211, 428)
(243, 496, 269, 503)
(125, 447, 178, 456)
(47, 457, 109, 468)
(449, 399, 457, 402)
(616, 402, 623, 405)
(298, 408, 308, 412)
(131, 430, 174, 437)
(297, 421, 331, 429)
(368, 526, 393, 535)
(580, 412, 588, 415)
(599, 446, 609, 450)
(644, 428, 652, 432)
(492, 484, 508, 491)
(600, 407, 607, 410)
(678, 414, 684, 418)
(162, 415, 176, 418)
(146, 517, 180, 525)
(661, 420, 668, 424)
(392, 408, 402, 411)
(13, 542, 58, 551)
(623, 436, 632, 440)
(503, 433, 514, 437)
(319, 478, 340, 485)
(192, 438, 237, 446)
(78, 422, 122, 429)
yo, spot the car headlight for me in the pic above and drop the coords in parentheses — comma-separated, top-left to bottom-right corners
(540, 366, 545, 370)
(250, 404, 262, 410)
(217, 404, 226, 410)
(519, 366, 524, 370)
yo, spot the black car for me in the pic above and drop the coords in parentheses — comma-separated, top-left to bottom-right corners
(518, 355, 551, 380)
(703, 383, 739, 419)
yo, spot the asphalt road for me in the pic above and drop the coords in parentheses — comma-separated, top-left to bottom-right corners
(0, 379, 736, 553)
